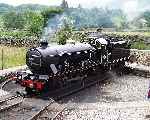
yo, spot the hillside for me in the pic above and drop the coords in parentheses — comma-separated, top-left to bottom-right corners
(0, 3, 53, 14)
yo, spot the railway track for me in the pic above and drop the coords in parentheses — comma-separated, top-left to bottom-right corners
(0, 71, 109, 120)
(0, 79, 12, 89)
(0, 64, 149, 119)
(0, 96, 70, 120)
(0, 78, 24, 113)
(27, 72, 110, 120)
(0, 95, 23, 112)
(28, 98, 71, 120)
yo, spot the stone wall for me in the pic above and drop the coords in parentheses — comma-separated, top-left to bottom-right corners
(130, 49, 150, 66)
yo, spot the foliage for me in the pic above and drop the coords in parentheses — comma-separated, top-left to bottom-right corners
(0, 3, 14, 14)
(1, 6, 63, 37)
(2, 11, 26, 29)
(2, 11, 45, 36)
(0, 16, 4, 29)
(24, 11, 44, 37)
(61, 0, 69, 9)
(142, 11, 150, 27)
(131, 41, 150, 50)
(0, 3, 48, 14)
(112, 14, 127, 30)
(71, 32, 88, 43)
(41, 7, 63, 27)
(15, 4, 49, 12)
(57, 21, 73, 45)
(65, 8, 127, 29)
(1, 3, 150, 32)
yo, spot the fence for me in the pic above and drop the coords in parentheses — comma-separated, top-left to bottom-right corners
(0, 46, 27, 70)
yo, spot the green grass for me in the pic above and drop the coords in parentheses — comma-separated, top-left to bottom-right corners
(131, 41, 150, 50)
(0, 46, 27, 69)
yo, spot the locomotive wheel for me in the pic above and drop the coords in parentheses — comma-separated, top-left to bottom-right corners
(87, 68, 96, 76)
(129, 55, 137, 63)
(115, 61, 126, 76)
(99, 65, 109, 73)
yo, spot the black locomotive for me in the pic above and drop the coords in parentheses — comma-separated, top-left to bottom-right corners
(19, 34, 130, 94)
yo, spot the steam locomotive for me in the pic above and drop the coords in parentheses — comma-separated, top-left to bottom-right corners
(18, 34, 130, 94)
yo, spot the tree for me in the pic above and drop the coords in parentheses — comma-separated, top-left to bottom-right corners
(78, 4, 82, 9)
(0, 16, 4, 29)
(142, 11, 150, 27)
(41, 7, 63, 27)
(61, 0, 69, 9)
(24, 11, 44, 37)
(3, 11, 25, 29)
(111, 10, 128, 30)
(57, 19, 73, 45)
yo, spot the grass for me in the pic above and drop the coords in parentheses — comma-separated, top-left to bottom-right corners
(131, 41, 150, 50)
(0, 46, 27, 69)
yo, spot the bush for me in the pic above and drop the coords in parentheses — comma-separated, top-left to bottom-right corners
(41, 7, 63, 27)
(57, 22, 73, 45)
(131, 41, 150, 50)
(131, 41, 147, 50)
(2, 7, 63, 38)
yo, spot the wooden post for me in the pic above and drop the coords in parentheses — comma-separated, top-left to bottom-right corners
(1, 48, 4, 70)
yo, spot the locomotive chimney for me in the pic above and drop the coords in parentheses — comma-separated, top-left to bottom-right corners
(40, 38, 48, 48)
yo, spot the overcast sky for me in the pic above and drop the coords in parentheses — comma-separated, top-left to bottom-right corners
(0, 0, 149, 19)
(0, 0, 148, 9)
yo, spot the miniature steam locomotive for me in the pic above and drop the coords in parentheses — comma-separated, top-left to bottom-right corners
(18, 34, 130, 94)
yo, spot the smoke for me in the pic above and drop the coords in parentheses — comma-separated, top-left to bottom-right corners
(41, 13, 66, 44)
(121, 0, 139, 21)
(66, 0, 114, 8)
(66, 0, 150, 21)
(1, 0, 149, 21)
(121, 0, 150, 21)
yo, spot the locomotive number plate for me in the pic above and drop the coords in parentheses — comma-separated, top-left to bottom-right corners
(39, 75, 49, 80)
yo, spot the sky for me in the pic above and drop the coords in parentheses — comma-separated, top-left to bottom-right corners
(0, 0, 149, 19)
(0, 0, 148, 9)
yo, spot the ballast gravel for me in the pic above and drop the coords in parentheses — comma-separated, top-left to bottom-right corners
(60, 72, 150, 120)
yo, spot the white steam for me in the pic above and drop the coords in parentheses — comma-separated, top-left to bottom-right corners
(41, 13, 66, 43)
(122, 0, 139, 21)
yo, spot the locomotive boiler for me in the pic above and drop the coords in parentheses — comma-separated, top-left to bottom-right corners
(20, 35, 130, 94)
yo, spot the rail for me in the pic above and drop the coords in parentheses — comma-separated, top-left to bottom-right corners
(28, 98, 55, 120)
(0, 95, 23, 112)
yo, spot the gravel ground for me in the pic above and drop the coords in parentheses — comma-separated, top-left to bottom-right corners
(0, 98, 50, 120)
(59, 72, 150, 120)
(0, 65, 27, 76)
(2, 81, 25, 95)
(0, 71, 150, 120)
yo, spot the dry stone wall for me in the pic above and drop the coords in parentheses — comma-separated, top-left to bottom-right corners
(130, 49, 150, 66)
